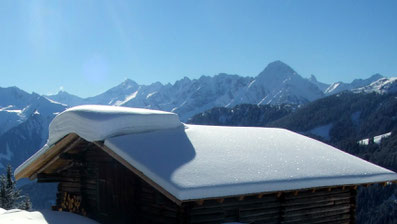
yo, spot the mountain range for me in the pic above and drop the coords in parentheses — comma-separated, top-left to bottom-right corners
(46, 60, 396, 121)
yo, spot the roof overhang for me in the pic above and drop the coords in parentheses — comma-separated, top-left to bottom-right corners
(15, 133, 81, 180)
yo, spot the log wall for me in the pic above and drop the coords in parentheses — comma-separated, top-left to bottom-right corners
(183, 187, 356, 224)
(38, 141, 357, 224)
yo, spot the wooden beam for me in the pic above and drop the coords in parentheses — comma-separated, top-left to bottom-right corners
(238, 196, 245, 201)
(15, 134, 80, 180)
(217, 198, 224, 204)
(311, 188, 316, 193)
(353, 185, 358, 190)
(93, 141, 183, 206)
(294, 190, 299, 196)
(29, 137, 83, 180)
(257, 193, 264, 199)
(277, 192, 282, 198)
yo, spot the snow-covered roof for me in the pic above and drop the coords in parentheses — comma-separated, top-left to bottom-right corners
(15, 105, 182, 175)
(47, 105, 182, 145)
(15, 105, 397, 201)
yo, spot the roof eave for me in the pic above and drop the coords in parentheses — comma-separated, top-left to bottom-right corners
(15, 134, 81, 180)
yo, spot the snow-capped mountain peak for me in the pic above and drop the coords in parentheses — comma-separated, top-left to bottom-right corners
(119, 78, 139, 89)
(241, 60, 324, 105)
(256, 60, 298, 81)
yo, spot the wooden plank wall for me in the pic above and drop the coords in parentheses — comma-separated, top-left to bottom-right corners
(184, 187, 356, 224)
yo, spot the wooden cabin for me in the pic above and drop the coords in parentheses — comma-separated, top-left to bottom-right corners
(15, 105, 397, 224)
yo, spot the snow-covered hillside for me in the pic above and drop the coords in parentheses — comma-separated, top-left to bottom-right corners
(0, 209, 98, 224)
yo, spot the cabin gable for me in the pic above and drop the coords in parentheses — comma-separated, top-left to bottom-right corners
(37, 138, 183, 223)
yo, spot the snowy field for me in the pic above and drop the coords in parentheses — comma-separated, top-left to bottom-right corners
(0, 209, 98, 224)
(0, 208, 246, 224)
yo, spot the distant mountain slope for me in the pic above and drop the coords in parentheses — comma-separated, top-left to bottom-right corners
(325, 74, 384, 95)
(190, 91, 397, 151)
(0, 86, 37, 109)
(353, 77, 397, 94)
(0, 87, 40, 135)
(0, 87, 68, 136)
(46, 91, 84, 107)
(0, 96, 67, 170)
(269, 92, 397, 146)
(188, 104, 296, 126)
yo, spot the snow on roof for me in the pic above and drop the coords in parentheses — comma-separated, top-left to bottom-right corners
(48, 105, 182, 145)
(15, 105, 182, 176)
(15, 105, 397, 201)
(0, 209, 99, 224)
(105, 125, 397, 200)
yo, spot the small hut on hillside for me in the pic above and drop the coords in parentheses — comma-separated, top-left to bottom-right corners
(15, 105, 397, 224)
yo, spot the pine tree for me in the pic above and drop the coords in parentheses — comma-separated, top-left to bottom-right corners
(0, 165, 31, 210)
(22, 197, 31, 211)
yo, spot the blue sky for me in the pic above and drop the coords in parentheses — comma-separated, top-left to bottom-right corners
(0, 0, 396, 97)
